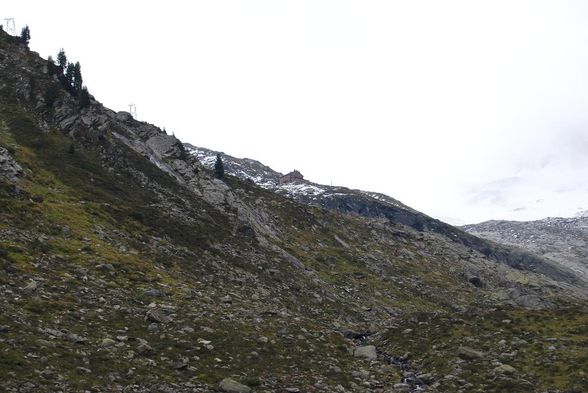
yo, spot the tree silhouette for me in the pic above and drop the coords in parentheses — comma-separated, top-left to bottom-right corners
(65, 63, 75, 88)
(20, 25, 30, 44)
(73, 62, 83, 92)
(57, 49, 67, 70)
(214, 153, 225, 180)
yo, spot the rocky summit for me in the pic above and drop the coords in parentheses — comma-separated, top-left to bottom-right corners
(1, 27, 588, 393)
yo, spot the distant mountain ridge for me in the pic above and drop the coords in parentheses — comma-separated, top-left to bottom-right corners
(185, 143, 414, 209)
(463, 216, 588, 281)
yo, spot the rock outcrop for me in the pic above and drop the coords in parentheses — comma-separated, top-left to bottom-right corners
(0, 146, 23, 182)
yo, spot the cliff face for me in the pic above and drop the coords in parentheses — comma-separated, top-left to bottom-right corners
(1, 28, 588, 393)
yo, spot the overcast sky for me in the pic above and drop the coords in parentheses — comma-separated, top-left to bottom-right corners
(5, 1, 588, 224)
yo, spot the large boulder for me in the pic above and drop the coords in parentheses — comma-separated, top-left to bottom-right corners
(353, 345, 377, 360)
(219, 378, 252, 393)
(145, 308, 172, 323)
(115, 111, 133, 122)
(146, 134, 185, 159)
(457, 346, 484, 360)
(494, 364, 517, 375)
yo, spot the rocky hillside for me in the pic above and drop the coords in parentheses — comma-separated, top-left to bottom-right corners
(185, 144, 412, 209)
(463, 216, 588, 281)
(187, 145, 583, 289)
(1, 27, 588, 393)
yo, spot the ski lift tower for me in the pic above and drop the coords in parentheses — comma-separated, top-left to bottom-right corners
(128, 103, 137, 119)
(3, 18, 16, 36)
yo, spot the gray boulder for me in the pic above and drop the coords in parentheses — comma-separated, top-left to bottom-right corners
(145, 308, 172, 323)
(353, 345, 377, 360)
(457, 346, 484, 360)
(494, 364, 517, 375)
(219, 378, 252, 393)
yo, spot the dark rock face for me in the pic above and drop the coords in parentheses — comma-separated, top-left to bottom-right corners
(304, 192, 581, 286)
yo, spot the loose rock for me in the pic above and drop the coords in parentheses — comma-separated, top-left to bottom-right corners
(219, 378, 252, 393)
(457, 346, 484, 360)
(353, 345, 377, 360)
(494, 364, 517, 375)
(145, 308, 172, 323)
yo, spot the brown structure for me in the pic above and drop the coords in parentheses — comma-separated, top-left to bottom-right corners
(279, 170, 304, 184)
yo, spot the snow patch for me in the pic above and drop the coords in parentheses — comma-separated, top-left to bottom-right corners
(278, 183, 326, 196)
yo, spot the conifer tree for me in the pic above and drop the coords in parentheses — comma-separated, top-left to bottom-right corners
(214, 153, 224, 180)
(73, 62, 83, 92)
(65, 63, 75, 87)
(57, 49, 67, 69)
(20, 25, 30, 43)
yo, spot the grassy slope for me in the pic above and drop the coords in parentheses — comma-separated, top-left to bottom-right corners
(0, 107, 402, 390)
(376, 308, 588, 392)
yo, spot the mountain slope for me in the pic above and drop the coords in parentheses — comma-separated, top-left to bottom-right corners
(187, 145, 584, 289)
(1, 27, 588, 393)
(185, 144, 412, 209)
(463, 216, 588, 281)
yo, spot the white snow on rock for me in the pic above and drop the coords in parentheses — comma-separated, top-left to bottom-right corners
(185, 143, 412, 210)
